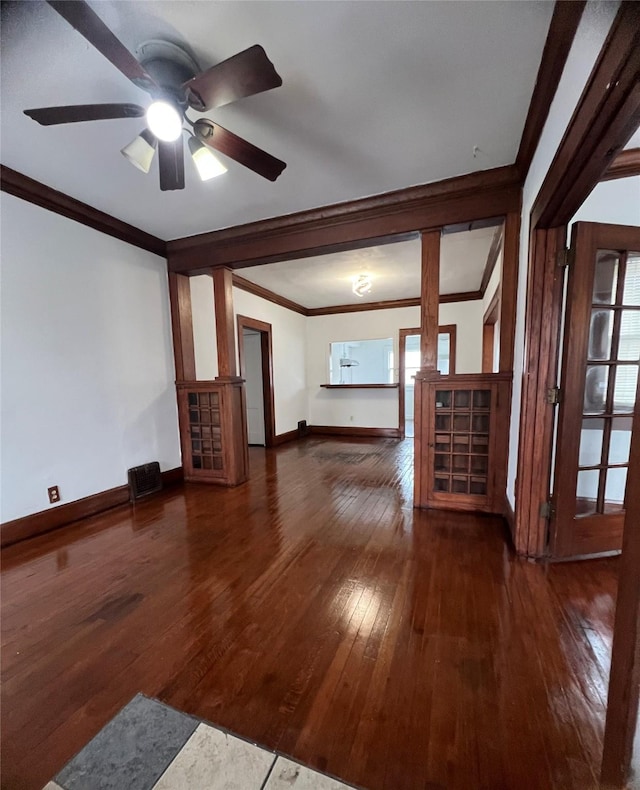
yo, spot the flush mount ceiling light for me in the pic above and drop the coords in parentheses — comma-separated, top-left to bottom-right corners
(120, 128, 157, 173)
(352, 273, 373, 298)
(23, 3, 287, 191)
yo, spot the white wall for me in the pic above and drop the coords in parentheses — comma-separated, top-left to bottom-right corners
(569, 176, 640, 229)
(440, 300, 484, 374)
(507, 0, 621, 507)
(0, 193, 180, 523)
(190, 275, 218, 380)
(233, 288, 308, 435)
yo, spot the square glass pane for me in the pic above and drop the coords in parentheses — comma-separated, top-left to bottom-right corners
(609, 416, 632, 465)
(452, 455, 469, 473)
(578, 418, 604, 467)
(592, 251, 619, 304)
(188, 392, 197, 406)
(623, 254, 640, 306)
(436, 391, 451, 409)
(584, 365, 609, 414)
(434, 475, 449, 493)
(576, 469, 600, 516)
(454, 390, 471, 409)
(588, 309, 614, 360)
(605, 467, 627, 509)
(473, 390, 491, 409)
(613, 365, 638, 413)
(619, 310, 640, 361)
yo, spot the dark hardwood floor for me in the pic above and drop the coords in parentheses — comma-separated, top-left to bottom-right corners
(1, 438, 620, 790)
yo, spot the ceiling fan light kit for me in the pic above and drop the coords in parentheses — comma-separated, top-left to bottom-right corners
(24, 0, 287, 192)
(120, 128, 157, 174)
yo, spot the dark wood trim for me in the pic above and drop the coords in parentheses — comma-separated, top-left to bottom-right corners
(533, 3, 640, 228)
(306, 291, 481, 317)
(237, 314, 276, 448)
(480, 226, 503, 297)
(320, 383, 399, 390)
(232, 273, 308, 316)
(601, 402, 640, 787)
(309, 425, 401, 439)
(272, 429, 300, 446)
(0, 165, 166, 257)
(213, 267, 237, 379)
(513, 227, 567, 556)
(601, 147, 640, 181)
(420, 231, 441, 371)
(515, 1, 586, 180)
(0, 467, 183, 548)
(168, 272, 196, 381)
(166, 166, 521, 273)
(483, 289, 500, 326)
(498, 211, 521, 374)
(482, 289, 500, 374)
(503, 493, 516, 541)
(399, 327, 420, 438)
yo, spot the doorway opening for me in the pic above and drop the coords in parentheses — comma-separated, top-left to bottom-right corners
(237, 315, 276, 447)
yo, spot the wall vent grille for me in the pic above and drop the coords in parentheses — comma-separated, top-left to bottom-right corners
(128, 462, 162, 501)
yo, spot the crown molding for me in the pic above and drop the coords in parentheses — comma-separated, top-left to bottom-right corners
(0, 165, 166, 258)
(232, 273, 308, 315)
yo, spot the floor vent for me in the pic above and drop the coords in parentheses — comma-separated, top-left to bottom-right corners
(298, 420, 309, 436)
(128, 462, 162, 501)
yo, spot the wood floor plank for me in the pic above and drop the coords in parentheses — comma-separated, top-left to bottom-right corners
(0, 437, 619, 790)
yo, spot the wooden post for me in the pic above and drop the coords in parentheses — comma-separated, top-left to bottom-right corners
(212, 266, 238, 380)
(499, 211, 521, 374)
(601, 403, 640, 787)
(414, 230, 441, 507)
(168, 271, 196, 381)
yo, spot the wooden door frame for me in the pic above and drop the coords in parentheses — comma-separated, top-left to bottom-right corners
(482, 289, 500, 373)
(237, 315, 276, 448)
(513, 2, 640, 558)
(399, 324, 456, 437)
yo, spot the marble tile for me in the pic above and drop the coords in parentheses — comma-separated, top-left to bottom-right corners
(264, 757, 357, 790)
(152, 723, 275, 789)
(55, 693, 198, 790)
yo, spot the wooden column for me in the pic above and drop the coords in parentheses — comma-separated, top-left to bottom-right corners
(601, 404, 640, 787)
(168, 272, 196, 381)
(414, 230, 441, 507)
(212, 266, 238, 379)
(499, 210, 521, 374)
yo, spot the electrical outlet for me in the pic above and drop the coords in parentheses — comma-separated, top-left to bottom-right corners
(48, 485, 60, 504)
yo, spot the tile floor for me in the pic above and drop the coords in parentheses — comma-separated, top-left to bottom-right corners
(43, 694, 358, 790)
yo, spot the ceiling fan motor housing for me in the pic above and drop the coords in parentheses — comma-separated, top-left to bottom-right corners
(137, 40, 199, 109)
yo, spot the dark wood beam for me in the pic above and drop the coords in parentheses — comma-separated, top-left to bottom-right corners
(0, 165, 166, 257)
(480, 226, 503, 297)
(515, 1, 586, 180)
(166, 165, 521, 273)
(168, 272, 196, 381)
(419, 230, 441, 371)
(601, 404, 640, 787)
(601, 147, 640, 181)
(533, 2, 640, 228)
(306, 291, 481, 317)
(498, 211, 521, 374)
(232, 274, 308, 316)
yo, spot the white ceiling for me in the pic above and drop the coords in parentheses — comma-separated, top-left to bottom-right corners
(239, 226, 498, 308)
(1, 1, 553, 241)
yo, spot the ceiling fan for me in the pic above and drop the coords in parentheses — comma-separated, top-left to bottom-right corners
(24, 0, 286, 191)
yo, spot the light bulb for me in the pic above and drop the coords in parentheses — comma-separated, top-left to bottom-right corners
(188, 137, 227, 180)
(352, 273, 372, 297)
(145, 101, 182, 142)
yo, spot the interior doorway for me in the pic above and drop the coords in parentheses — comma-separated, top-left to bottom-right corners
(551, 222, 640, 558)
(399, 326, 456, 438)
(237, 315, 276, 447)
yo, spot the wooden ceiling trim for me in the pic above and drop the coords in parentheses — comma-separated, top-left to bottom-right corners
(232, 274, 308, 316)
(515, 1, 586, 181)
(167, 165, 521, 273)
(600, 147, 640, 181)
(0, 165, 166, 257)
(533, 2, 640, 228)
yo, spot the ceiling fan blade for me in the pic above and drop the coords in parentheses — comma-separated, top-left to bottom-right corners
(158, 139, 185, 191)
(194, 120, 286, 182)
(24, 103, 145, 126)
(46, 1, 158, 93)
(183, 45, 282, 112)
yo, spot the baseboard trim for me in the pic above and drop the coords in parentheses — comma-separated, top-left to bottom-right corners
(273, 429, 299, 446)
(1, 467, 184, 549)
(309, 425, 402, 439)
(503, 494, 516, 543)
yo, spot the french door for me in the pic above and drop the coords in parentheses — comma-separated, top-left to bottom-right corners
(551, 222, 640, 558)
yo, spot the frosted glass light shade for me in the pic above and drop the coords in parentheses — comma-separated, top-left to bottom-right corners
(146, 101, 182, 142)
(121, 129, 157, 173)
(352, 273, 372, 297)
(188, 137, 227, 180)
